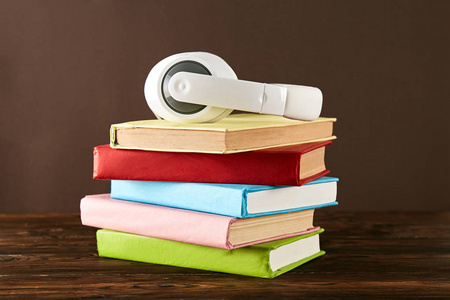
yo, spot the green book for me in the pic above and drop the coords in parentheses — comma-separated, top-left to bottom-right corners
(96, 228, 325, 278)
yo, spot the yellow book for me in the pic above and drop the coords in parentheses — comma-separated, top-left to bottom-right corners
(110, 113, 337, 154)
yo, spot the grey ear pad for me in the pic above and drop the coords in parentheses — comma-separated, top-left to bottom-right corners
(161, 61, 211, 114)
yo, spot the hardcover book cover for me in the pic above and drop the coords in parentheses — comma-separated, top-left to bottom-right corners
(81, 194, 321, 249)
(110, 177, 339, 218)
(96, 228, 325, 278)
(94, 141, 332, 186)
(110, 113, 336, 154)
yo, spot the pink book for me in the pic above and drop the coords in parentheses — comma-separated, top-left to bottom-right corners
(80, 194, 320, 250)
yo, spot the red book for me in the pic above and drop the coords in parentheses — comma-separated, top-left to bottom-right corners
(93, 141, 331, 186)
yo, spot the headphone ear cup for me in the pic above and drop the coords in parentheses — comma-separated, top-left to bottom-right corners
(206, 108, 234, 123)
(144, 52, 237, 123)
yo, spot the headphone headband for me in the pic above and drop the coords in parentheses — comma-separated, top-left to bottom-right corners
(144, 52, 322, 123)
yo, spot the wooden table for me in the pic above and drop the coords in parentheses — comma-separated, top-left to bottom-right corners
(1, 211, 449, 298)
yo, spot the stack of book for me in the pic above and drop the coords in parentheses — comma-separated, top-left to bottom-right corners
(80, 113, 338, 278)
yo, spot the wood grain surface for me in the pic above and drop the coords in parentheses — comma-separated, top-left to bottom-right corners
(0, 211, 449, 298)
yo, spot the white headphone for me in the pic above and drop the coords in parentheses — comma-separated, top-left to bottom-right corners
(144, 52, 323, 124)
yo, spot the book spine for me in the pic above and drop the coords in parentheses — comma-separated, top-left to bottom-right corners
(97, 229, 275, 278)
(80, 194, 232, 249)
(111, 180, 246, 218)
(93, 145, 301, 186)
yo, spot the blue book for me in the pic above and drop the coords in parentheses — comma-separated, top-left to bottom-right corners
(110, 177, 338, 218)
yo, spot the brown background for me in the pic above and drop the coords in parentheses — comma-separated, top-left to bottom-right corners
(0, 0, 448, 213)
